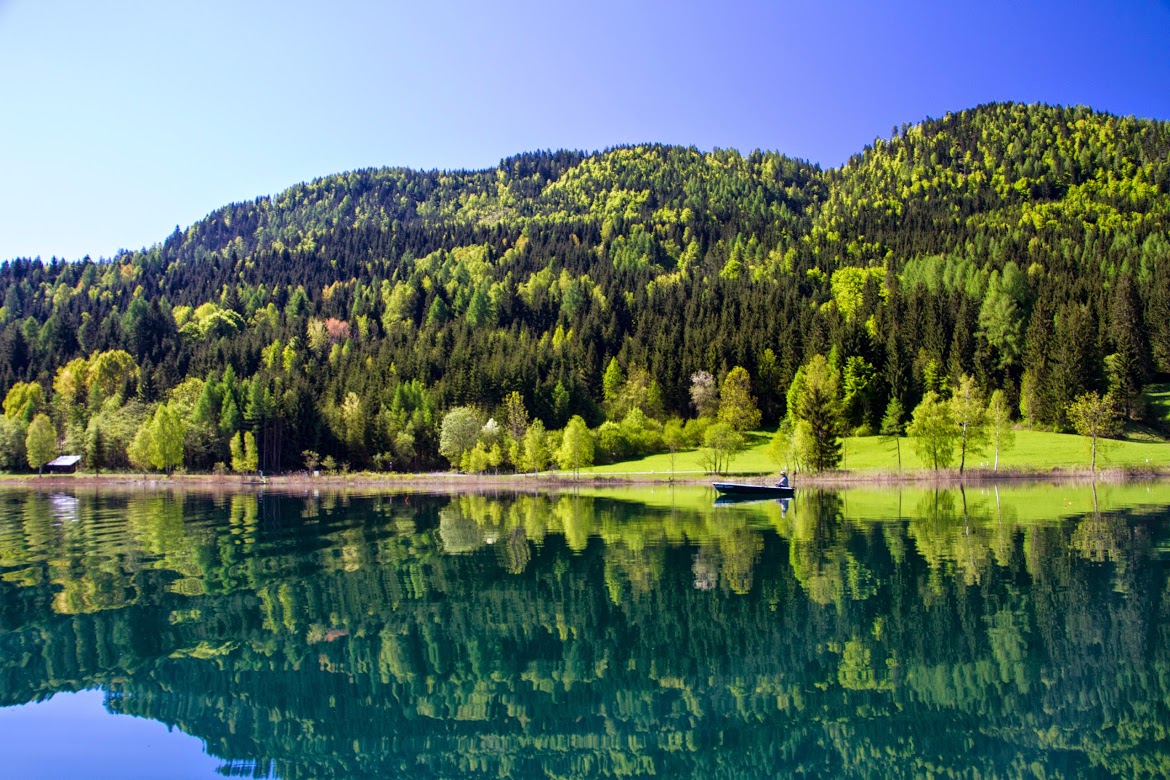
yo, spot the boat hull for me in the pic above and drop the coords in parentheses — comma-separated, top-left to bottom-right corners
(712, 483, 794, 499)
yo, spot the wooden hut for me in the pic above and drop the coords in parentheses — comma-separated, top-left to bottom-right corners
(45, 455, 81, 474)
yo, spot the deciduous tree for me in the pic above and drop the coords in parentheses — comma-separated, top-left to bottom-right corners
(986, 390, 1015, 473)
(950, 375, 988, 475)
(557, 415, 594, 478)
(718, 366, 762, 432)
(439, 406, 482, 469)
(907, 391, 958, 470)
(25, 413, 57, 475)
(1066, 391, 1121, 472)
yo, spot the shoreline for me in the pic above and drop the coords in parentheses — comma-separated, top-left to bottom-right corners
(3, 464, 1168, 494)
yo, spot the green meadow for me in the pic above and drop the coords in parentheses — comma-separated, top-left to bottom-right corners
(578, 429, 1170, 478)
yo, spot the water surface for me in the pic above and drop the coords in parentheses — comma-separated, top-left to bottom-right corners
(1, 484, 1169, 778)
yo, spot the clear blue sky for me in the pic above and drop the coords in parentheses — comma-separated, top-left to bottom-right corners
(2, 0, 1168, 262)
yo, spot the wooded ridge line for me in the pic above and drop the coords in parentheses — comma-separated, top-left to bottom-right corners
(2, 102, 1168, 476)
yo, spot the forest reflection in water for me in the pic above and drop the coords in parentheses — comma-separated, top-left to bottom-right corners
(0, 483, 1168, 778)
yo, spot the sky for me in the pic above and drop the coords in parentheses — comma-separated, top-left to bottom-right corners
(1, 0, 1168, 262)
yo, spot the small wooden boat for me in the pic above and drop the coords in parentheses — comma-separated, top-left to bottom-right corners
(713, 483, 794, 499)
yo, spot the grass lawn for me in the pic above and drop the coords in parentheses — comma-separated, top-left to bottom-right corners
(580, 428, 1170, 477)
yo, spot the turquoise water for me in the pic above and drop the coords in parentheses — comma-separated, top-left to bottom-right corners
(1, 485, 1168, 778)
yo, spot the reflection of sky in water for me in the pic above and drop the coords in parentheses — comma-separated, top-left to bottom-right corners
(49, 493, 79, 524)
(0, 690, 228, 780)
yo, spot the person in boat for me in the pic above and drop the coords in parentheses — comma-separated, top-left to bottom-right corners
(776, 471, 789, 488)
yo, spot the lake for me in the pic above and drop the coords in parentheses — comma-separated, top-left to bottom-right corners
(1, 483, 1169, 778)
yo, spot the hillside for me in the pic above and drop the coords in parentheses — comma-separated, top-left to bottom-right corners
(1, 102, 1169, 473)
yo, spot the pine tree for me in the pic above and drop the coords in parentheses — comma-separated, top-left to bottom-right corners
(790, 355, 843, 472)
(1107, 273, 1149, 419)
(879, 397, 904, 470)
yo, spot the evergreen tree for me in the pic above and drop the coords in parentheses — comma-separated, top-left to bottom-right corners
(602, 358, 624, 418)
(790, 355, 843, 472)
(977, 262, 1028, 369)
(85, 417, 107, 475)
(1106, 273, 1149, 419)
(879, 398, 904, 470)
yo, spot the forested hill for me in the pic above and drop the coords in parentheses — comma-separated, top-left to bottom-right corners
(2, 102, 1170, 474)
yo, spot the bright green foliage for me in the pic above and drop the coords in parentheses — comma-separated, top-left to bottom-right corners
(463, 442, 491, 474)
(717, 367, 762, 432)
(219, 393, 241, 436)
(150, 404, 185, 473)
(129, 421, 156, 473)
(229, 432, 245, 473)
(662, 418, 685, 475)
(85, 350, 137, 404)
(602, 358, 624, 415)
(178, 302, 244, 341)
(439, 407, 482, 469)
(520, 419, 550, 473)
(4, 382, 44, 424)
(25, 413, 57, 474)
(879, 397, 904, 470)
(950, 374, 989, 474)
(557, 415, 594, 477)
(230, 431, 259, 474)
(605, 365, 661, 422)
(987, 390, 1015, 472)
(501, 391, 529, 443)
(1065, 391, 1122, 471)
(766, 422, 792, 470)
(243, 432, 259, 473)
(701, 422, 744, 474)
(830, 266, 884, 321)
(907, 391, 958, 470)
(978, 262, 1028, 368)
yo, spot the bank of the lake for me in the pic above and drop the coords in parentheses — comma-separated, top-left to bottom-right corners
(7, 461, 1170, 496)
(5, 426, 1169, 493)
